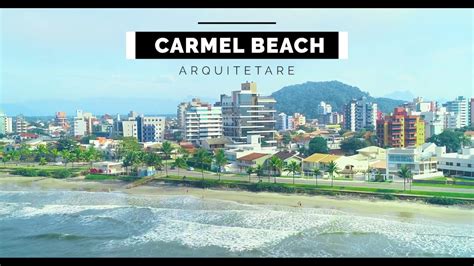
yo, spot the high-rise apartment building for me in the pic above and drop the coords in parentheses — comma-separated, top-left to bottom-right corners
(444, 96, 469, 129)
(14, 115, 28, 134)
(73, 110, 94, 137)
(177, 102, 189, 130)
(344, 97, 377, 132)
(470, 98, 474, 127)
(293, 113, 306, 128)
(136, 116, 165, 142)
(220, 82, 277, 146)
(55, 111, 69, 129)
(317, 101, 332, 115)
(183, 99, 223, 143)
(276, 113, 289, 132)
(0, 111, 13, 135)
(376, 107, 425, 148)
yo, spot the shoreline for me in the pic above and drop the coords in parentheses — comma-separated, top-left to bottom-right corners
(0, 174, 473, 225)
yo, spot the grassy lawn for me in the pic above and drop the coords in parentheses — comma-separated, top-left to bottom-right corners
(85, 174, 139, 182)
(162, 175, 474, 200)
(413, 182, 474, 189)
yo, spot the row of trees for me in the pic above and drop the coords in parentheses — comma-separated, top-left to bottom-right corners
(117, 138, 229, 179)
(2, 138, 103, 167)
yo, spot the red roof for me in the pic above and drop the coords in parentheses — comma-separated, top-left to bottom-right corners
(19, 133, 38, 138)
(237, 153, 268, 162)
(465, 131, 474, 137)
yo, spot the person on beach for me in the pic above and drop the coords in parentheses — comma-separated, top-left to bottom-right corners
(297, 201, 302, 207)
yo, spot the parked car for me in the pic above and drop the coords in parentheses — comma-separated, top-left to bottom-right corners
(187, 167, 194, 171)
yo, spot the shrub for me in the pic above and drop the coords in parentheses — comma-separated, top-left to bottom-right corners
(51, 169, 72, 179)
(37, 170, 50, 177)
(12, 168, 38, 177)
(426, 196, 459, 205)
(380, 194, 396, 200)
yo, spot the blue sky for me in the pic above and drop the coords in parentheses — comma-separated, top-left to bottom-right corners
(0, 9, 472, 115)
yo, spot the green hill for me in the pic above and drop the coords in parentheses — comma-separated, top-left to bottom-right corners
(272, 81, 405, 118)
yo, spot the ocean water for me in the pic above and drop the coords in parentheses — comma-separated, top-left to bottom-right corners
(0, 189, 473, 257)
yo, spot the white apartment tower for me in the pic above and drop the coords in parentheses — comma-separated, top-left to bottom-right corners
(444, 96, 469, 129)
(344, 97, 377, 132)
(183, 99, 223, 143)
(220, 82, 277, 146)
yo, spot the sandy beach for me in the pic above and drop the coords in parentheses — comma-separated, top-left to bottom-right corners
(0, 174, 473, 225)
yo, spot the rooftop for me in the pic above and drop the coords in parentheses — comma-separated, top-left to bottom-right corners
(237, 153, 269, 162)
(303, 153, 341, 163)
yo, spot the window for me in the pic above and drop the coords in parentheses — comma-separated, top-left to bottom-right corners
(468, 164, 472, 168)
(456, 163, 461, 167)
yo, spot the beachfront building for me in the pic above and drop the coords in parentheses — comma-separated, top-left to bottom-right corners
(235, 152, 272, 174)
(200, 137, 233, 151)
(220, 82, 277, 147)
(91, 161, 125, 175)
(302, 153, 367, 178)
(223, 135, 277, 162)
(437, 147, 474, 178)
(183, 99, 223, 144)
(264, 151, 303, 176)
(344, 97, 377, 132)
(386, 143, 444, 179)
(376, 107, 425, 148)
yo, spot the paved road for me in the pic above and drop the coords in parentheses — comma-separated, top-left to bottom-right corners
(161, 168, 474, 194)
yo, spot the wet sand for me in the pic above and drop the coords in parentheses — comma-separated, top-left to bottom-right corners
(0, 174, 473, 225)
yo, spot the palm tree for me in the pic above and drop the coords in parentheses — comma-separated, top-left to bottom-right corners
(246, 167, 254, 182)
(255, 164, 264, 182)
(398, 165, 413, 191)
(194, 148, 211, 180)
(172, 157, 187, 177)
(160, 141, 173, 177)
(214, 149, 227, 181)
(284, 161, 301, 184)
(144, 152, 162, 175)
(269, 156, 283, 183)
(326, 161, 339, 187)
(313, 167, 321, 186)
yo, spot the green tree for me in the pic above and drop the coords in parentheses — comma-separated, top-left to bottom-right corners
(313, 167, 321, 186)
(144, 151, 162, 173)
(39, 157, 47, 166)
(194, 148, 211, 179)
(214, 149, 227, 181)
(123, 151, 143, 175)
(254, 164, 264, 181)
(340, 137, 369, 155)
(84, 146, 103, 167)
(326, 161, 339, 187)
(398, 165, 413, 191)
(282, 134, 292, 145)
(60, 150, 72, 168)
(308, 137, 329, 155)
(172, 157, 187, 177)
(284, 161, 301, 184)
(269, 156, 283, 183)
(246, 167, 254, 182)
(427, 130, 471, 153)
(160, 141, 174, 177)
(117, 137, 141, 159)
(56, 136, 78, 152)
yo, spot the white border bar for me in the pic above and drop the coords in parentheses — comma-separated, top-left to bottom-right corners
(338, 31, 348, 59)
(126, 31, 136, 59)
